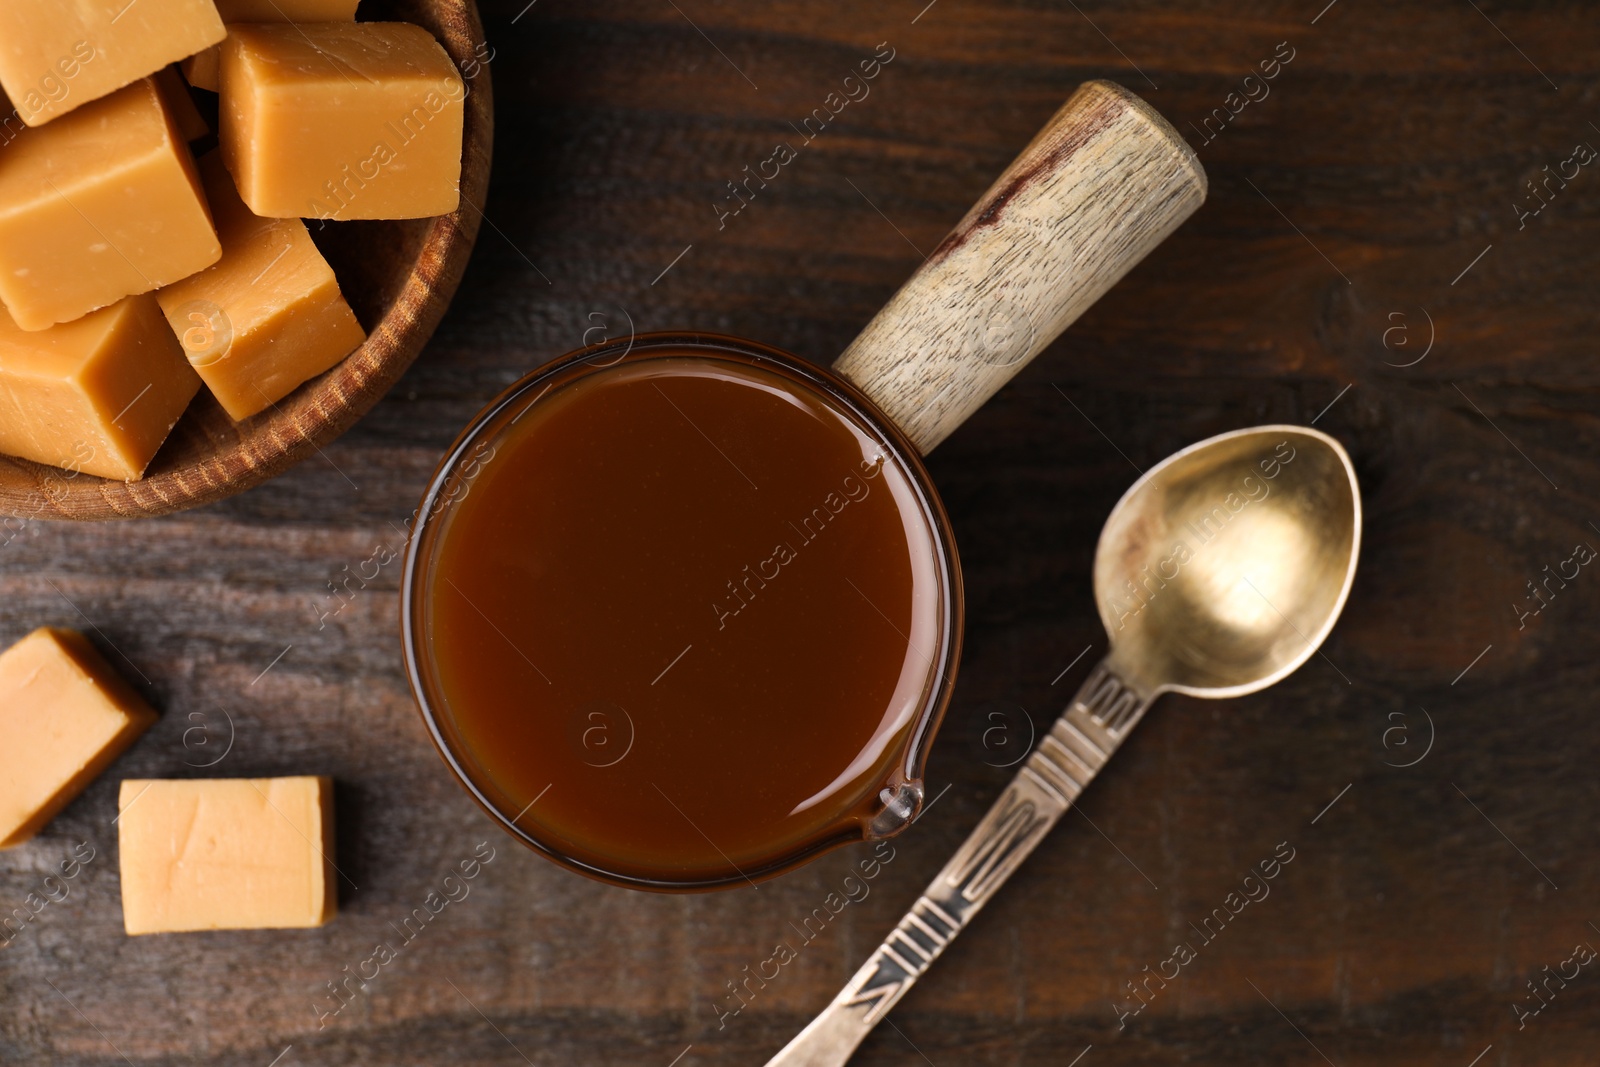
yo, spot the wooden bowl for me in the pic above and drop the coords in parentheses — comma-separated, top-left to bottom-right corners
(0, 0, 492, 522)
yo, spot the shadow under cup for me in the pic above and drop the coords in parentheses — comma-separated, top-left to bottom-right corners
(402, 333, 962, 890)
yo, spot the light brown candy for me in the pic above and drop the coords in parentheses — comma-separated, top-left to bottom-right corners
(220, 22, 464, 220)
(0, 296, 201, 480)
(153, 65, 208, 141)
(0, 628, 158, 848)
(0, 0, 224, 126)
(181, 0, 361, 92)
(0, 78, 220, 331)
(157, 154, 366, 421)
(118, 777, 337, 934)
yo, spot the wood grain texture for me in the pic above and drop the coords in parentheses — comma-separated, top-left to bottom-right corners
(835, 80, 1206, 454)
(0, 0, 493, 522)
(3, 1, 1599, 1065)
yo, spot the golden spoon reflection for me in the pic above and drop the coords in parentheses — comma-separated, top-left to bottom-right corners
(1096, 424, 1360, 696)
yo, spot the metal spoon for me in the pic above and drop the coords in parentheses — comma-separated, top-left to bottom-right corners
(764, 424, 1362, 1066)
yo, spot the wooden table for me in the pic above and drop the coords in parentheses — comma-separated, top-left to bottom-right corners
(4, 1, 1597, 1064)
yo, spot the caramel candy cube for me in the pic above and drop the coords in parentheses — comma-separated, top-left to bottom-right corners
(157, 154, 365, 420)
(0, 78, 221, 331)
(0, 296, 201, 480)
(0, 0, 224, 126)
(220, 22, 464, 220)
(118, 777, 337, 934)
(216, 0, 359, 13)
(182, 1, 362, 93)
(179, 47, 221, 93)
(0, 628, 158, 848)
(152, 65, 209, 142)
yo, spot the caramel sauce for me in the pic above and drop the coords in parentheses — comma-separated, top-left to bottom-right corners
(418, 349, 949, 885)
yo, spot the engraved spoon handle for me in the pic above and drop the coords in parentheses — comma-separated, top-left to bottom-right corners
(763, 659, 1156, 1067)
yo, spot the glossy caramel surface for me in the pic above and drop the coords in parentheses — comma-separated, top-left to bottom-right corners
(419, 350, 947, 884)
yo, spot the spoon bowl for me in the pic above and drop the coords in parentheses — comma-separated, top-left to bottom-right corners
(1096, 425, 1360, 698)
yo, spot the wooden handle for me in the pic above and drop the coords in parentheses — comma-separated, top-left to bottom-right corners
(832, 81, 1206, 454)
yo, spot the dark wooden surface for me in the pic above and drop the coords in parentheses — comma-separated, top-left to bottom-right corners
(4, 1, 1599, 1064)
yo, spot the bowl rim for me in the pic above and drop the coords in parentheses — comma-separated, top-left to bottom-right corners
(399, 330, 966, 891)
